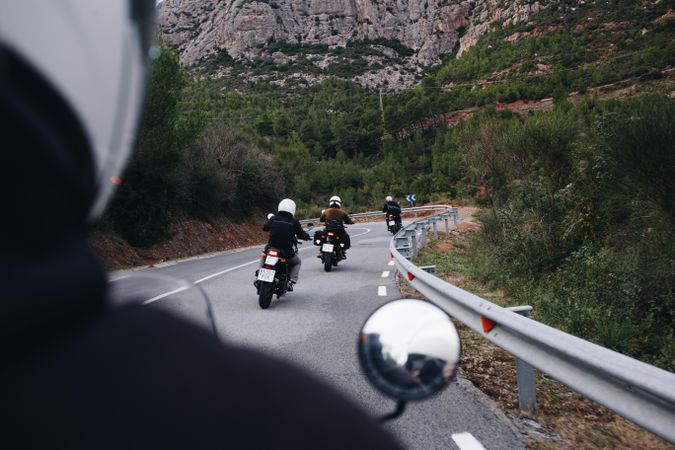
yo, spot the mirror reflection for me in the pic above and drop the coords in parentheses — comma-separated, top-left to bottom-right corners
(358, 299, 460, 401)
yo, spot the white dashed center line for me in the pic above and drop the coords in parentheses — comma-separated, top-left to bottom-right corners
(142, 286, 190, 305)
(381, 271, 390, 278)
(378, 286, 387, 296)
(194, 260, 259, 284)
(451, 432, 486, 450)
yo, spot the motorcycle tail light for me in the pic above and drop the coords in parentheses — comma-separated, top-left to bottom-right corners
(327, 232, 334, 236)
(280, 258, 286, 263)
(268, 250, 279, 256)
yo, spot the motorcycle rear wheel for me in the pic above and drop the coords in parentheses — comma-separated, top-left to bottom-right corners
(324, 253, 333, 272)
(258, 282, 274, 309)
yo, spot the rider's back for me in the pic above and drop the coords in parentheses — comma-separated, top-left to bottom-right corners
(1, 297, 402, 449)
(320, 208, 353, 226)
(383, 201, 402, 215)
(264, 211, 308, 253)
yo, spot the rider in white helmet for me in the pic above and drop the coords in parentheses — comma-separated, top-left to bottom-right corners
(319, 195, 354, 256)
(382, 195, 402, 228)
(0, 4, 401, 448)
(260, 198, 310, 290)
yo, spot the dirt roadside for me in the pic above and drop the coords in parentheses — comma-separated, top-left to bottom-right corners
(88, 218, 268, 270)
(398, 206, 673, 450)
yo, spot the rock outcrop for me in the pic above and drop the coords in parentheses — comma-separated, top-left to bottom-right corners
(158, 0, 550, 89)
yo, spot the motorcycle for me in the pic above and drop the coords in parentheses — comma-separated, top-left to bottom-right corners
(386, 213, 403, 235)
(314, 222, 346, 272)
(255, 243, 296, 309)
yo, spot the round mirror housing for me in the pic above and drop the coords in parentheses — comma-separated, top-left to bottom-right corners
(358, 299, 461, 401)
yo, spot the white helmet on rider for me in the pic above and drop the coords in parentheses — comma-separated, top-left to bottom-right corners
(278, 198, 297, 216)
(386, 196, 393, 202)
(0, 1, 156, 218)
(329, 195, 342, 208)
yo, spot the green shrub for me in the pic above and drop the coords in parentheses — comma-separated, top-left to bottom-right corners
(460, 95, 675, 370)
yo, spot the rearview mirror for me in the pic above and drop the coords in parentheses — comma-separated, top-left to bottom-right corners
(358, 299, 460, 402)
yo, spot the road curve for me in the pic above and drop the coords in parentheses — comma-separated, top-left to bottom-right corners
(110, 221, 524, 450)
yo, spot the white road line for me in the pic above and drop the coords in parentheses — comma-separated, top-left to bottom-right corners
(388, 260, 395, 266)
(451, 432, 486, 450)
(193, 259, 259, 284)
(108, 274, 130, 283)
(142, 286, 190, 305)
(137, 226, 373, 301)
(378, 286, 387, 296)
(350, 227, 371, 238)
(381, 271, 390, 278)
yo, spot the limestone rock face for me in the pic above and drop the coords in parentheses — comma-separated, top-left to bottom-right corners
(158, 0, 552, 88)
(458, 0, 544, 56)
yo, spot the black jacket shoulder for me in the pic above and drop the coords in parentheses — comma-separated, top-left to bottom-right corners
(263, 212, 310, 254)
(1, 305, 402, 450)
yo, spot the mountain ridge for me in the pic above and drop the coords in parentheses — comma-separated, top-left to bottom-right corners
(158, 0, 547, 89)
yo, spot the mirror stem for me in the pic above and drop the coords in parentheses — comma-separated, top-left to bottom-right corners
(379, 400, 406, 422)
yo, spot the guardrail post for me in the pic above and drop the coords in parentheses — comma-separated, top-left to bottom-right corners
(419, 265, 436, 275)
(394, 235, 413, 259)
(507, 305, 537, 415)
(415, 221, 428, 249)
(404, 229, 417, 258)
(431, 218, 439, 240)
(452, 208, 458, 227)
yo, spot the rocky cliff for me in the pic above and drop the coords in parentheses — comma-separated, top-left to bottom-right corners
(158, 0, 548, 89)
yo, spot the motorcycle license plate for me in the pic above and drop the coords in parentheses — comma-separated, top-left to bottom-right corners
(322, 243, 334, 252)
(257, 268, 275, 283)
(265, 255, 279, 265)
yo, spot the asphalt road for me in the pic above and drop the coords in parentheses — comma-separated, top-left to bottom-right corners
(110, 220, 525, 450)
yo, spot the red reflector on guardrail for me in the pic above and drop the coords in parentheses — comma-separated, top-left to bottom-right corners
(481, 316, 495, 333)
(407, 272, 415, 281)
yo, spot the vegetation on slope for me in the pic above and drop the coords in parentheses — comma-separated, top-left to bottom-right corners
(99, 0, 674, 368)
(457, 96, 674, 370)
(385, 0, 675, 131)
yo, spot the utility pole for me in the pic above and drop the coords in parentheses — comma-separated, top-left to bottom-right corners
(379, 88, 386, 130)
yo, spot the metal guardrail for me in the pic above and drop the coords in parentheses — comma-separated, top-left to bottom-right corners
(390, 207, 675, 444)
(299, 205, 458, 225)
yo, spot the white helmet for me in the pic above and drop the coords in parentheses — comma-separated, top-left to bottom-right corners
(278, 198, 296, 216)
(386, 195, 393, 202)
(329, 195, 342, 208)
(267, 213, 274, 220)
(0, 1, 156, 218)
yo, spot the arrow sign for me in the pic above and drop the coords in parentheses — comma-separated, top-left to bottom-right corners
(406, 194, 416, 206)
